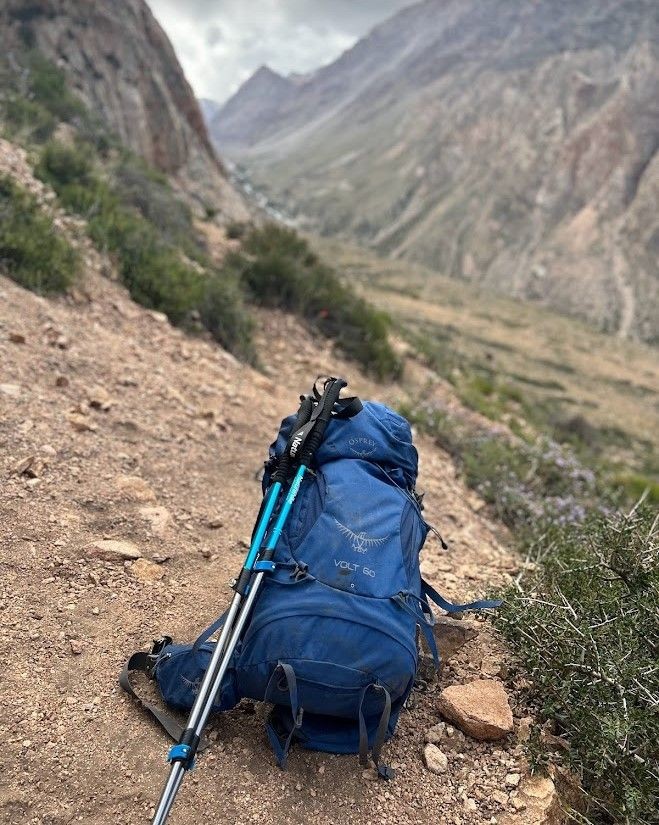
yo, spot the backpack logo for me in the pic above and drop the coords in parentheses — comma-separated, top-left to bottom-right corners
(181, 674, 202, 695)
(334, 518, 389, 553)
(348, 437, 376, 458)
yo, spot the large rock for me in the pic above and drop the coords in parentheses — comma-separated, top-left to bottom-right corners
(438, 679, 513, 740)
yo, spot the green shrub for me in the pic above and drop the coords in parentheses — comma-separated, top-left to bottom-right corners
(35, 142, 256, 359)
(613, 473, 659, 506)
(225, 220, 247, 239)
(23, 50, 85, 123)
(0, 49, 85, 144)
(3, 97, 56, 142)
(199, 269, 256, 362)
(238, 223, 401, 380)
(0, 174, 78, 293)
(498, 507, 659, 824)
(36, 141, 94, 189)
(113, 154, 194, 243)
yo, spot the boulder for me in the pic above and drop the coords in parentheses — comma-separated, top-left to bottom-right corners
(438, 679, 513, 740)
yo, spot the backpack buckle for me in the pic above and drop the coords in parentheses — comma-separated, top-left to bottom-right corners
(150, 635, 172, 656)
(290, 562, 309, 582)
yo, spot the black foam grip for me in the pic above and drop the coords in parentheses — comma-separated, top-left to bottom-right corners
(300, 378, 347, 466)
(271, 394, 314, 484)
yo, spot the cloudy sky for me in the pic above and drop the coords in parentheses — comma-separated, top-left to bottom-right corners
(148, 0, 416, 103)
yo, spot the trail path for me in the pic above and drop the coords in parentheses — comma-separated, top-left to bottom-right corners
(0, 147, 555, 825)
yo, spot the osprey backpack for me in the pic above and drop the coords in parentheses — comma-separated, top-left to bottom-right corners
(121, 399, 498, 777)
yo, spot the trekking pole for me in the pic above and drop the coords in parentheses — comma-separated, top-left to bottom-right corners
(152, 378, 347, 824)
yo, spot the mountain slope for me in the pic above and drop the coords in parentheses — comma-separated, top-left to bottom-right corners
(1, 0, 248, 220)
(0, 136, 549, 825)
(210, 0, 659, 342)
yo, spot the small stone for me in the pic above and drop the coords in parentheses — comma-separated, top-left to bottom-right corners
(481, 654, 502, 677)
(139, 505, 171, 537)
(361, 768, 379, 781)
(68, 413, 97, 433)
(130, 558, 165, 582)
(499, 776, 558, 824)
(11, 455, 42, 478)
(295, 781, 302, 792)
(492, 790, 509, 806)
(55, 375, 69, 388)
(87, 385, 113, 411)
(70, 639, 84, 655)
(88, 539, 141, 562)
(0, 383, 21, 398)
(423, 743, 448, 774)
(505, 773, 521, 787)
(207, 517, 224, 529)
(432, 616, 479, 661)
(115, 475, 157, 503)
(464, 798, 478, 813)
(424, 723, 446, 745)
(438, 680, 513, 741)
(147, 310, 168, 323)
(9, 331, 26, 344)
(517, 716, 533, 743)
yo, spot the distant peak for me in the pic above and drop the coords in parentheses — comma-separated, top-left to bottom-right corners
(252, 64, 283, 80)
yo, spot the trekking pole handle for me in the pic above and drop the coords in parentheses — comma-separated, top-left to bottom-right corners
(271, 393, 314, 485)
(299, 377, 347, 466)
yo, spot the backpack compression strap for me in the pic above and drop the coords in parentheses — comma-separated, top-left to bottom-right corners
(263, 662, 303, 768)
(421, 578, 503, 612)
(358, 684, 394, 780)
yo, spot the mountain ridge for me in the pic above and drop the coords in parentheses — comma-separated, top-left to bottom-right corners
(1, 0, 248, 220)
(210, 0, 659, 342)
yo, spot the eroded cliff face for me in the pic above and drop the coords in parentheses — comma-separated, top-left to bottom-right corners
(1, 0, 248, 220)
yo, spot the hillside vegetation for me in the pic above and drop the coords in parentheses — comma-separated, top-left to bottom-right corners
(316, 239, 659, 823)
(0, 48, 398, 378)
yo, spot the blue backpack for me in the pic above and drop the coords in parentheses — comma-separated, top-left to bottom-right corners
(121, 400, 497, 776)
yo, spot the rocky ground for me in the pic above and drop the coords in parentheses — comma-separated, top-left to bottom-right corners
(0, 146, 562, 824)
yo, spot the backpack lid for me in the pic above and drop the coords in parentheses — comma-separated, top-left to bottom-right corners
(272, 401, 419, 487)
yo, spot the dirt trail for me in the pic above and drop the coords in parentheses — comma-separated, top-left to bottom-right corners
(1, 151, 548, 825)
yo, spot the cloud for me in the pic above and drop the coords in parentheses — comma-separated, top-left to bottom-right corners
(147, 0, 416, 102)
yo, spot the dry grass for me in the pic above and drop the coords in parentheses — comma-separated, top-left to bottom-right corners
(313, 237, 659, 473)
